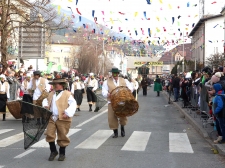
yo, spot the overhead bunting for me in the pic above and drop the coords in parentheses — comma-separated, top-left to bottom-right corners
(172, 17, 175, 24)
(148, 28, 151, 37)
(146, 0, 151, 4)
(76, 8, 81, 15)
(134, 12, 138, 17)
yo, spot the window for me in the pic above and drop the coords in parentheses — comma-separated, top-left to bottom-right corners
(63, 47, 71, 53)
(53, 57, 60, 64)
(52, 47, 61, 53)
(152, 66, 155, 72)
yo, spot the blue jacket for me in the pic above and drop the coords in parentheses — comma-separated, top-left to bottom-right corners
(213, 83, 225, 114)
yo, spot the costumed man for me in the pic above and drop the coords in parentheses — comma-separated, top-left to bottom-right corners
(20, 73, 33, 123)
(102, 68, 133, 138)
(84, 73, 98, 112)
(28, 70, 51, 125)
(131, 78, 139, 100)
(42, 78, 76, 161)
(71, 76, 85, 112)
(0, 74, 10, 121)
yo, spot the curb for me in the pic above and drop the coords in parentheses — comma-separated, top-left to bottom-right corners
(162, 91, 225, 156)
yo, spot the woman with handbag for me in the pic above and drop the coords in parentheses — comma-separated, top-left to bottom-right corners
(71, 76, 85, 112)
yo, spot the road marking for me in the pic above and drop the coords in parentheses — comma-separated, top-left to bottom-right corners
(75, 130, 112, 149)
(0, 166, 4, 168)
(14, 149, 36, 158)
(75, 109, 107, 127)
(169, 133, 194, 153)
(0, 132, 24, 147)
(32, 129, 81, 148)
(0, 129, 14, 135)
(121, 131, 151, 151)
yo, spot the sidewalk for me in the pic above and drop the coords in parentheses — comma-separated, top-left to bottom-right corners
(163, 91, 225, 156)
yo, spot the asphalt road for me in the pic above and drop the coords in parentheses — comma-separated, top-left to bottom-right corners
(0, 88, 225, 168)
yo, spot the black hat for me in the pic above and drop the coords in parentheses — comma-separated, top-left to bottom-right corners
(33, 71, 41, 76)
(49, 78, 67, 85)
(109, 68, 121, 73)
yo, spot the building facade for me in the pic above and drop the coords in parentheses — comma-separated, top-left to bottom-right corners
(189, 15, 224, 66)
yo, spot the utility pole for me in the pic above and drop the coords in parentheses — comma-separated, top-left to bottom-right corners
(182, 31, 185, 73)
(102, 34, 105, 76)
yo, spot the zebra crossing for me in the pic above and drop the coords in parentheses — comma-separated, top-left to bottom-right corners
(0, 128, 195, 160)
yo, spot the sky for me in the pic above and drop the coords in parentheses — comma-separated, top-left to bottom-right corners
(51, 0, 225, 51)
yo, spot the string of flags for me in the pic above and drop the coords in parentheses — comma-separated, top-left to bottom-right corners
(54, 0, 224, 54)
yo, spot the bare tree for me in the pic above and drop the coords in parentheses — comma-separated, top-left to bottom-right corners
(206, 53, 225, 69)
(0, 0, 70, 69)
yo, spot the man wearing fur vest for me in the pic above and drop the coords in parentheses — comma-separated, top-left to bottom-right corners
(42, 78, 76, 161)
(102, 68, 133, 138)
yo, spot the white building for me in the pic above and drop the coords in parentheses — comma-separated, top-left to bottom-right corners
(189, 14, 224, 66)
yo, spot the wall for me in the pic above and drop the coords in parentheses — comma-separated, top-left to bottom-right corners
(46, 44, 80, 71)
(205, 16, 224, 64)
(191, 23, 205, 64)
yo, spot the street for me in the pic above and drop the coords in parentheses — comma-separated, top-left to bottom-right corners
(0, 88, 225, 168)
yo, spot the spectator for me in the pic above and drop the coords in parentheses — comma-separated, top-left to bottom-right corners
(212, 83, 225, 144)
(141, 77, 148, 96)
(172, 74, 180, 102)
(154, 75, 162, 97)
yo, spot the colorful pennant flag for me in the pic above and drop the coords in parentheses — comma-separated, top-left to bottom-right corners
(172, 17, 175, 24)
(76, 8, 81, 15)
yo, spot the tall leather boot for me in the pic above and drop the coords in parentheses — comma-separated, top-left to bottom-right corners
(2, 114, 6, 121)
(121, 125, 125, 137)
(112, 129, 118, 138)
(89, 104, 92, 111)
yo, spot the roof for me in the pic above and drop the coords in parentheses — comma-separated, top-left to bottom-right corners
(189, 14, 223, 36)
(221, 6, 225, 15)
(159, 43, 192, 64)
(50, 34, 76, 44)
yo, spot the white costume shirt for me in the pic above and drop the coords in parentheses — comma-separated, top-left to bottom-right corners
(21, 80, 30, 94)
(132, 81, 139, 90)
(102, 78, 133, 103)
(42, 91, 77, 117)
(0, 82, 10, 99)
(84, 77, 98, 91)
(71, 81, 85, 92)
(28, 77, 51, 100)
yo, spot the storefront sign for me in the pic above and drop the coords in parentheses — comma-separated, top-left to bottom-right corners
(134, 61, 163, 66)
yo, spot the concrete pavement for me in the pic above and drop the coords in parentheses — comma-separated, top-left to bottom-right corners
(0, 88, 225, 168)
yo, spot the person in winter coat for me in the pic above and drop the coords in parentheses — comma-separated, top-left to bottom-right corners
(212, 83, 225, 144)
(154, 75, 162, 97)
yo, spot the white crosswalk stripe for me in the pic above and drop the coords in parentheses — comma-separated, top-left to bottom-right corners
(75, 130, 113, 149)
(14, 149, 36, 159)
(169, 133, 194, 153)
(32, 129, 81, 148)
(0, 165, 5, 168)
(0, 129, 194, 154)
(121, 131, 151, 151)
(0, 129, 14, 135)
(0, 132, 24, 147)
